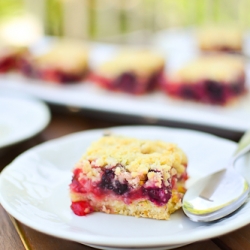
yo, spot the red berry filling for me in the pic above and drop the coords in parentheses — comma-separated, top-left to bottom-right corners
(0, 56, 17, 73)
(162, 74, 245, 105)
(89, 70, 164, 95)
(70, 164, 179, 216)
(19, 59, 87, 83)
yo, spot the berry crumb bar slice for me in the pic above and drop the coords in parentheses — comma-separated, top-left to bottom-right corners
(20, 40, 89, 83)
(89, 50, 165, 95)
(162, 55, 246, 105)
(70, 135, 188, 220)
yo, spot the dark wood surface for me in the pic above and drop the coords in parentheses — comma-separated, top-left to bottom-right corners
(0, 110, 249, 250)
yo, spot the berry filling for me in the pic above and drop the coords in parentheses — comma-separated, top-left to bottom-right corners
(142, 183, 171, 206)
(0, 56, 17, 73)
(70, 164, 180, 216)
(162, 75, 245, 105)
(89, 70, 164, 95)
(19, 59, 86, 83)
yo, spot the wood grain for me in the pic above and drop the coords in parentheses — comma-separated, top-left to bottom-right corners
(0, 205, 25, 250)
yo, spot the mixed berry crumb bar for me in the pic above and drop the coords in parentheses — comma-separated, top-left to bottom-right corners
(89, 50, 165, 95)
(70, 135, 188, 220)
(162, 55, 246, 105)
(20, 40, 89, 83)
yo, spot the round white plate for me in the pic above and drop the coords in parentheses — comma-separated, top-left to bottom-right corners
(0, 126, 250, 250)
(0, 92, 50, 148)
(0, 33, 250, 133)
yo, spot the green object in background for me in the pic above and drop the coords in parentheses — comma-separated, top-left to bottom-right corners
(0, 0, 25, 22)
(0, 0, 249, 38)
(45, 0, 63, 37)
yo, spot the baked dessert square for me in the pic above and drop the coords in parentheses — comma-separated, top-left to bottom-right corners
(197, 27, 243, 52)
(20, 40, 89, 83)
(89, 50, 165, 95)
(0, 44, 27, 73)
(162, 55, 246, 105)
(69, 135, 188, 220)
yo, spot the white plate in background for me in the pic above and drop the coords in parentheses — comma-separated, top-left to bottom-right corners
(1, 125, 250, 250)
(0, 92, 50, 149)
(0, 32, 250, 132)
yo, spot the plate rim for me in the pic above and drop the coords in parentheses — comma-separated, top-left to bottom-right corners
(1, 125, 249, 248)
(0, 94, 51, 149)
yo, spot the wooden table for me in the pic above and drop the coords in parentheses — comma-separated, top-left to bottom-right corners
(1, 109, 250, 250)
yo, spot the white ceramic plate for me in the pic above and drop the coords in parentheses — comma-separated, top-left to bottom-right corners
(0, 33, 250, 133)
(1, 125, 250, 250)
(0, 92, 50, 149)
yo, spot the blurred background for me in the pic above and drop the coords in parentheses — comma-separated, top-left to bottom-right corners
(0, 0, 249, 44)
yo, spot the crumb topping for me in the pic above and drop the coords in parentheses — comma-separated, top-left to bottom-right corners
(171, 55, 244, 83)
(97, 50, 165, 78)
(77, 136, 187, 177)
(33, 40, 88, 73)
(0, 42, 27, 58)
(198, 27, 243, 49)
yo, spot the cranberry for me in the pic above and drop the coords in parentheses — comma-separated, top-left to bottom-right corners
(0, 57, 16, 73)
(70, 201, 93, 216)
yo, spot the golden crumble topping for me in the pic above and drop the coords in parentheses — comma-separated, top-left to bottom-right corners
(33, 40, 89, 73)
(198, 26, 243, 51)
(171, 55, 244, 83)
(96, 50, 165, 78)
(78, 136, 187, 176)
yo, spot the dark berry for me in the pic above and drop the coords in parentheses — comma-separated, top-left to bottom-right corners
(99, 168, 129, 195)
(143, 185, 171, 206)
(204, 80, 224, 101)
(147, 73, 158, 91)
(99, 169, 115, 190)
(180, 85, 197, 99)
(230, 82, 243, 94)
(113, 72, 137, 93)
(59, 72, 82, 83)
(148, 169, 160, 173)
(113, 180, 128, 195)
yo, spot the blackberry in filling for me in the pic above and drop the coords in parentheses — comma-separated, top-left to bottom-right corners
(99, 168, 129, 195)
(113, 72, 137, 93)
(204, 80, 224, 102)
(142, 184, 171, 206)
(91, 70, 162, 95)
(180, 85, 198, 99)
